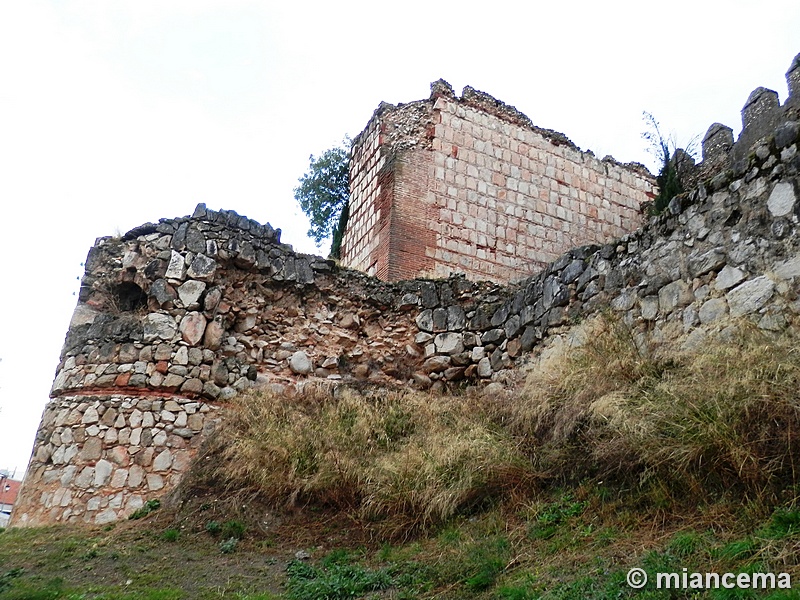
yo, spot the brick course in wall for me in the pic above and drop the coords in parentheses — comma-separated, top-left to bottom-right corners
(341, 80, 657, 283)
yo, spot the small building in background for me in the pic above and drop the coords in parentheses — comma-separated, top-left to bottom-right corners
(0, 473, 22, 527)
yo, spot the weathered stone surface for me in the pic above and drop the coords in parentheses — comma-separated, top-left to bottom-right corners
(481, 329, 505, 345)
(187, 413, 204, 431)
(177, 280, 207, 308)
(179, 312, 207, 346)
(96, 508, 118, 525)
(74, 466, 95, 489)
(187, 254, 217, 280)
(434, 332, 464, 355)
(150, 279, 177, 306)
(153, 449, 173, 472)
(543, 277, 569, 309)
(520, 326, 539, 351)
(611, 290, 636, 311)
(775, 121, 799, 149)
(288, 351, 312, 375)
(658, 280, 692, 314)
(144, 314, 177, 342)
(80, 437, 102, 461)
(422, 356, 450, 373)
(767, 182, 796, 217)
(93, 459, 113, 486)
(561, 259, 585, 284)
(185, 227, 206, 254)
(432, 308, 448, 331)
(204, 287, 222, 312)
(504, 315, 522, 339)
(128, 465, 145, 488)
(759, 313, 787, 331)
(181, 378, 203, 394)
(688, 248, 726, 278)
(774, 255, 800, 281)
(203, 381, 221, 399)
(477, 357, 492, 378)
(640, 296, 659, 321)
(714, 265, 746, 290)
(726, 276, 775, 317)
(81, 406, 99, 424)
(219, 386, 237, 400)
(109, 446, 129, 467)
(162, 374, 185, 389)
(173, 428, 194, 439)
(699, 298, 728, 324)
(146, 473, 164, 491)
(446, 306, 466, 330)
(110, 468, 128, 488)
(203, 318, 225, 350)
(164, 250, 186, 280)
(443, 366, 465, 381)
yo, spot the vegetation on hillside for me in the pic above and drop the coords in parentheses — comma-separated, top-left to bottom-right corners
(198, 384, 533, 538)
(3, 315, 800, 598)
(204, 315, 800, 527)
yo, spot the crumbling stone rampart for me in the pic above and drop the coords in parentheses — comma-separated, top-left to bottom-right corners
(12, 204, 506, 525)
(699, 53, 800, 175)
(12, 53, 800, 527)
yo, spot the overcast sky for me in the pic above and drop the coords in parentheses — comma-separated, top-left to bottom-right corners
(1, 1, 798, 477)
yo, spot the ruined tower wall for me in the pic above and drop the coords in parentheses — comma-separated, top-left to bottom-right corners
(343, 115, 384, 276)
(341, 82, 657, 283)
(11, 204, 503, 526)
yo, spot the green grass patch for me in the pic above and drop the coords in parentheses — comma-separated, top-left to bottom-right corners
(285, 557, 392, 600)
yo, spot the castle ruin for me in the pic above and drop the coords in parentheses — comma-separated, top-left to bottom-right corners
(10, 53, 800, 527)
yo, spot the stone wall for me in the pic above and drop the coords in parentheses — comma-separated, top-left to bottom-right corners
(12, 52, 800, 527)
(12, 395, 219, 526)
(341, 79, 657, 283)
(13, 204, 506, 525)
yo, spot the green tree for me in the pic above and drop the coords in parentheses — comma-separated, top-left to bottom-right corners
(294, 139, 350, 259)
(641, 112, 697, 214)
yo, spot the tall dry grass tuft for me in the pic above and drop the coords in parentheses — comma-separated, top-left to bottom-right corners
(510, 315, 670, 477)
(208, 385, 534, 535)
(637, 324, 800, 496)
(512, 315, 800, 500)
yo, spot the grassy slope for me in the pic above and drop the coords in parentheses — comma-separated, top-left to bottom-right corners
(2, 497, 799, 599)
(3, 316, 800, 599)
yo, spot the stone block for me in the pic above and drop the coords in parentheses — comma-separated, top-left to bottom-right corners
(434, 332, 464, 355)
(727, 277, 775, 317)
(767, 182, 796, 217)
(699, 298, 728, 324)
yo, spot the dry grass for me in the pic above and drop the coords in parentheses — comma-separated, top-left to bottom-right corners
(513, 315, 800, 500)
(195, 314, 800, 537)
(207, 385, 534, 536)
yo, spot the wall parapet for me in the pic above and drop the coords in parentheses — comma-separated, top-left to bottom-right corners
(698, 53, 800, 175)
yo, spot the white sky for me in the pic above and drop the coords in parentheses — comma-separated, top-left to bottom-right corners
(0, 0, 798, 478)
